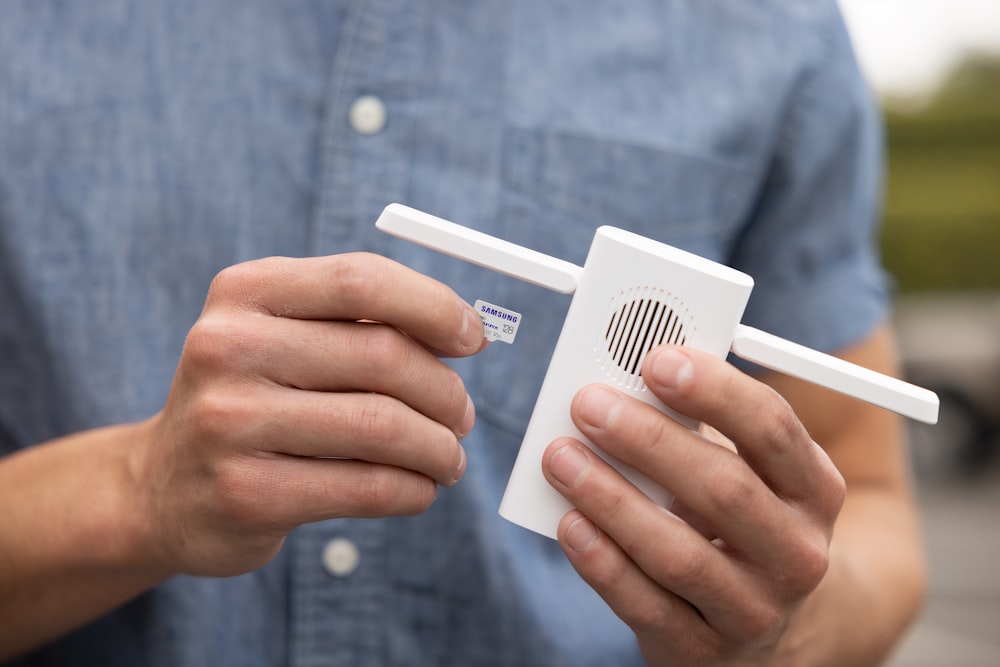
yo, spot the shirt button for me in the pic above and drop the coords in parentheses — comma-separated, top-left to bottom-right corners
(321, 537, 360, 578)
(348, 95, 387, 135)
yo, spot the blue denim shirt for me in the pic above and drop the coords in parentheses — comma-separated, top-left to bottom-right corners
(0, 1, 888, 665)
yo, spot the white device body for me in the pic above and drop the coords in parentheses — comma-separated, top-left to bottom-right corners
(376, 204, 939, 539)
(498, 227, 754, 536)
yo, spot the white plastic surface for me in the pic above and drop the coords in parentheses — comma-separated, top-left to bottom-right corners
(374, 204, 941, 540)
(376, 203, 582, 294)
(730, 325, 939, 424)
(497, 227, 754, 538)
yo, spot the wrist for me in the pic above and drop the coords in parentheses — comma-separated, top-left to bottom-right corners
(118, 415, 180, 580)
(0, 421, 176, 657)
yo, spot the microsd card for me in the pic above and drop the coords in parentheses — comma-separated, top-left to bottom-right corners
(474, 300, 521, 344)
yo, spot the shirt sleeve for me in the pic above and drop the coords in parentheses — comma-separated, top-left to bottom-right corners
(728, 8, 892, 357)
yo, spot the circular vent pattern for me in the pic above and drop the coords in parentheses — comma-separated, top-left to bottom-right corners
(596, 287, 694, 390)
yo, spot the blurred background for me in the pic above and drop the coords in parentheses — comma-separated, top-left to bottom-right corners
(838, 2, 1000, 664)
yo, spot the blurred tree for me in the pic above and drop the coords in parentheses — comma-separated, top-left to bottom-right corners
(880, 57, 1000, 292)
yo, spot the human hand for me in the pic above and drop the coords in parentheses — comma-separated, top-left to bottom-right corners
(542, 345, 846, 666)
(130, 253, 485, 578)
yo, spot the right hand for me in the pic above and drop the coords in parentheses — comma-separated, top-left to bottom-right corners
(129, 253, 486, 577)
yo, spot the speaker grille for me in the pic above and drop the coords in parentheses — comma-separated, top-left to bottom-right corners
(596, 287, 694, 390)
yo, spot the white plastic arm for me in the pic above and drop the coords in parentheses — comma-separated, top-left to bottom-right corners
(730, 324, 939, 424)
(375, 203, 582, 294)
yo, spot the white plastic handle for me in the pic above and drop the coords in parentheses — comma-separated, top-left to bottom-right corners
(730, 324, 939, 424)
(375, 203, 582, 294)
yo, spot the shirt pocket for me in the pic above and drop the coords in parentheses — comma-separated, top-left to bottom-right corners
(473, 125, 759, 434)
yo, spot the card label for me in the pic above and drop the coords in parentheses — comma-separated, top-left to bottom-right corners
(474, 300, 521, 344)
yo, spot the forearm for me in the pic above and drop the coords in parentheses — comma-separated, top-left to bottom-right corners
(0, 421, 173, 660)
(772, 482, 926, 666)
(756, 324, 925, 665)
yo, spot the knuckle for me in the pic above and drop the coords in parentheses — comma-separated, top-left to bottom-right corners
(592, 482, 629, 523)
(208, 257, 303, 317)
(350, 468, 436, 517)
(821, 466, 848, 519)
(581, 546, 633, 595)
(629, 411, 676, 462)
(347, 396, 400, 449)
(399, 473, 439, 514)
(784, 533, 831, 595)
(707, 363, 742, 412)
(186, 385, 256, 445)
(398, 481, 438, 515)
(662, 623, 729, 665)
(351, 468, 393, 514)
(346, 324, 407, 374)
(706, 464, 761, 518)
(620, 599, 671, 637)
(210, 459, 270, 524)
(182, 315, 262, 374)
(760, 391, 807, 448)
(207, 260, 267, 307)
(692, 625, 731, 663)
(329, 253, 385, 308)
(793, 447, 846, 524)
(206, 263, 246, 302)
(183, 317, 231, 369)
(661, 541, 710, 586)
(737, 597, 785, 645)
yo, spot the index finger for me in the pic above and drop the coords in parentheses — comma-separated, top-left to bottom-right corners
(206, 253, 486, 357)
(640, 345, 841, 505)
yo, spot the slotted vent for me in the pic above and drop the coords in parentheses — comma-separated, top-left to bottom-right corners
(596, 287, 694, 390)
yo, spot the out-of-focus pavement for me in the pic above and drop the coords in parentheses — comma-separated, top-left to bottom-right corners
(885, 295, 1000, 665)
(885, 461, 1000, 666)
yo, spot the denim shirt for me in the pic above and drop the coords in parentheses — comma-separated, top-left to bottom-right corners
(0, 1, 888, 665)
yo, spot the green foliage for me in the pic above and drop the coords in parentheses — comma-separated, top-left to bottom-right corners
(880, 58, 1000, 292)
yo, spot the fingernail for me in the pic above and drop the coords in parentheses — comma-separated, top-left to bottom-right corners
(451, 446, 467, 485)
(550, 443, 590, 488)
(460, 305, 484, 351)
(564, 516, 599, 552)
(459, 394, 475, 438)
(649, 348, 693, 388)
(578, 385, 622, 429)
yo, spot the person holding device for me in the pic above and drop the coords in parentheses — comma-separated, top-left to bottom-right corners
(0, 1, 925, 665)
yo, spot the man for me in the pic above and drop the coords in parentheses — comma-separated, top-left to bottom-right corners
(0, 1, 924, 665)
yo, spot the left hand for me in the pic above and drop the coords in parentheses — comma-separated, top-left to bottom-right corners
(542, 345, 847, 666)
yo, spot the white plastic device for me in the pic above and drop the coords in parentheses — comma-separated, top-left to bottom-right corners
(376, 203, 940, 538)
